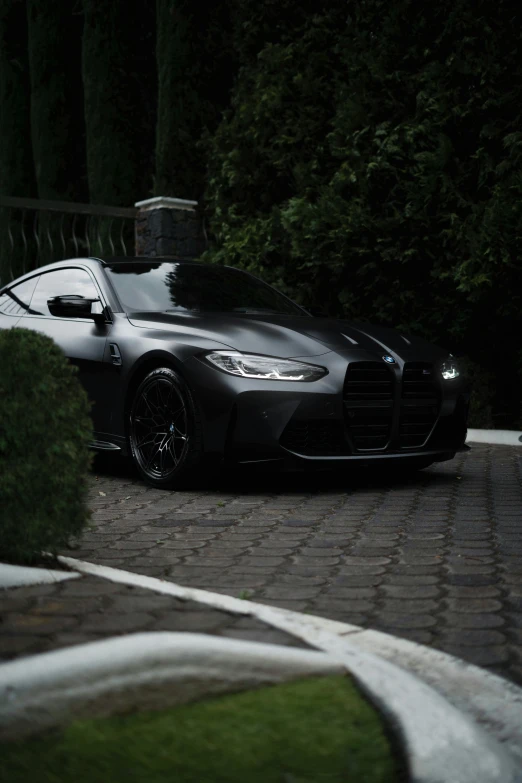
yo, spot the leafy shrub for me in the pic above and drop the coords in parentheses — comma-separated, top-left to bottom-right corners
(204, 1, 522, 423)
(0, 328, 92, 564)
(459, 357, 496, 429)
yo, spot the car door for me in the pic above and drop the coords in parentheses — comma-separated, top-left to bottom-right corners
(17, 267, 112, 435)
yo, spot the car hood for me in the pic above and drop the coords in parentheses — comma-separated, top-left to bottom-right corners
(127, 311, 444, 361)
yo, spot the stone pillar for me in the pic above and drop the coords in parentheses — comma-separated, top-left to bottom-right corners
(134, 196, 206, 258)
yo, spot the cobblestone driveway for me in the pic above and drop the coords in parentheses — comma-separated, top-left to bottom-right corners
(65, 444, 522, 684)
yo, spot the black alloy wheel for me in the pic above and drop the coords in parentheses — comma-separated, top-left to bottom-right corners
(129, 367, 201, 488)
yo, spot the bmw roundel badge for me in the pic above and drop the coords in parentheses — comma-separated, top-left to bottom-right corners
(383, 355, 396, 364)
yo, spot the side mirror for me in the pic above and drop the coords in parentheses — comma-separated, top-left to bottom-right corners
(90, 300, 106, 324)
(47, 295, 106, 323)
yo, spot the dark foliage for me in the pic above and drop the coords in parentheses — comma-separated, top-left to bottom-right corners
(204, 0, 522, 426)
(0, 329, 93, 563)
(0, 0, 37, 285)
(82, 0, 157, 205)
(155, 0, 236, 200)
(27, 0, 87, 201)
(0, 0, 36, 199)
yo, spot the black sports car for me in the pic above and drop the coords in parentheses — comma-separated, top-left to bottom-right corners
(0, 257, 470, 487)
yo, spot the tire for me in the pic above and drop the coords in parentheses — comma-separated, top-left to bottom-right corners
(128, 367, 202, 489)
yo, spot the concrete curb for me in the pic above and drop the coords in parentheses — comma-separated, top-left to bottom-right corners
(0, 633, 344, 741)
(466, 428, 522, 446)
(54, 556, 522, 783)
(0, 562, 80, 589)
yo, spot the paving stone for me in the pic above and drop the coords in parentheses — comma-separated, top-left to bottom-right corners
(0, 444, 500, 679)
(54, 579, 122, 596)
(256, 599, 310, 612)
(342, 556, 391, 566)
(39, 632, 102, 650)
(387, 575, 440, 586)
(502, 573, 522, 584)
(335, 565, 387, 575)
(309, 598, 374, 613)
(281, 519, 317, 527)
(443, 612, 505, 629)
(279, 575, 327, 586)
(184, 556, 236, 567)
(387, 565, 442, 576)
(0, 597, 32, 613)
(292, 556, 340, 567)
(506, 613, 522, 628)
(326, 587, 378, 599)
(105, 594, 184, 613)
(382, 585, 441, 599)
(32, 597, 104, 615)
(79, 612, 155, 633)
(373, 613, 437, 629)
(380, 600, 439, 614)
(441, 629, 507, 646)
(261, 586, 322, 600)
(439, 645, 510, 667)
(150, 519, 194, 527)
(0, 613, 78, 635)
(0, 635, 45, 658)
(298, 547, 344, 558)
(447, 574, 498, 586)
(445, 598, 503, 613)
(385, 629, 434, 646)
(151, 611, 231, 633)
(447, 564, 497, 575)
(330, 574, 385, 588)
(508, 629, 522, 645)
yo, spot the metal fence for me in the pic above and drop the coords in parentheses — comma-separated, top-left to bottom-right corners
(0, 195, 137, 286)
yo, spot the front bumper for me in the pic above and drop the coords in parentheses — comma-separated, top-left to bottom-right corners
(184, 350, 471, 467)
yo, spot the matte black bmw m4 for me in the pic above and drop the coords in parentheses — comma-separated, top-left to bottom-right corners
(0, 257, 470, 487)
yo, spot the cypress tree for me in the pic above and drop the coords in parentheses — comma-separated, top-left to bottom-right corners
(155, 0, 236, 200)
(0, 0, 37, 284)
(0, 0, 36, 198)
(26, 1, 87, 201)
(82, 0, 156, 206)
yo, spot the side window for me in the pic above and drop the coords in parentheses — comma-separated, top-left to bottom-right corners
(0, 277, 39, 317)
(29, 269, 99, 318)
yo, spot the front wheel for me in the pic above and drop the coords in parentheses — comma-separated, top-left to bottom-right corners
(128, 367, 202, 489)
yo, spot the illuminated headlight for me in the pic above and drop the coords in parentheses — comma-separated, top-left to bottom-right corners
(204, 351, 327, 381)
(440, 358, 460, 381)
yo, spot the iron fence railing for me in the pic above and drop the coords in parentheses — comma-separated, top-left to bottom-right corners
(0, 195, 137, 286)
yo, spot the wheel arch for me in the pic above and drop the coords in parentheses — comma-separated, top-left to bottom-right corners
(124, 350, 188, 422)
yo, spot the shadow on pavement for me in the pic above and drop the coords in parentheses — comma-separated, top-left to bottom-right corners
(91, 452, 459, 495)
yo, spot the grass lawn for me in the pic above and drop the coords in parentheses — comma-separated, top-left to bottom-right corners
(0, 675, 403, 783)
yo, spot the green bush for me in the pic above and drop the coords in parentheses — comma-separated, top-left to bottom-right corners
(204, 1, 522, 423)
(0, 328, 92, 564)
(458, 357, 496, 429)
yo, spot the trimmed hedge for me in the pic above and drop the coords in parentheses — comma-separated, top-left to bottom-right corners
(0, 328, 92, 564)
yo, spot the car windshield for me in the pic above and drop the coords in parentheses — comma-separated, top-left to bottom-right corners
(104, 261, 308, 317)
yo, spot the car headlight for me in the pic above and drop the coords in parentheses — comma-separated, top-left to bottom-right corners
(204, 351, 327, 381)
(440, 357, 460, 381)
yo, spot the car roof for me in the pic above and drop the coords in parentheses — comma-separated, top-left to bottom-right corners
(0, 256, 202, 289)
(100, 256, 203, 265)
